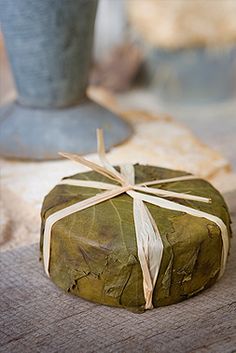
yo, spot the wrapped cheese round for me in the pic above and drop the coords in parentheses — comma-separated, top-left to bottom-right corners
(40, 165, 231, 312)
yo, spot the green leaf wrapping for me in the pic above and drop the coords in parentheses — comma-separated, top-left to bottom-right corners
(40, 165, 231, 312)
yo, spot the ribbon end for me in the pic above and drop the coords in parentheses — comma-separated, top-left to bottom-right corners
(59, 151, 77, 161)
(97, 128, 105, 156)
(59, 151, 69, 158)
(96, 128, 103, 139)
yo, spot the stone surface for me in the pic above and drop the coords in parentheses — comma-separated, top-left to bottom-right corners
(0, 99, 132, 160)
(0, 191, 235, 353)
(0, 0, 97, 107)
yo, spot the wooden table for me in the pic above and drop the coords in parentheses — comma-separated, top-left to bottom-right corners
(0, 191, 235, 353)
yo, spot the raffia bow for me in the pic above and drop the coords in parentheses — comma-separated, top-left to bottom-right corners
(43, 129, 229, 309)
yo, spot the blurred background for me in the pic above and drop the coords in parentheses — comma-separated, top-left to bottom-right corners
(1, 0, 236, 163)
(92, 0, 236, 169)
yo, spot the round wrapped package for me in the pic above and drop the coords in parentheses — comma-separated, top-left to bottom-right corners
(40, 165, 231, 312)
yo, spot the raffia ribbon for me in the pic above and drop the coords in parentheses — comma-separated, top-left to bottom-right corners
(43, 129, 229, 309)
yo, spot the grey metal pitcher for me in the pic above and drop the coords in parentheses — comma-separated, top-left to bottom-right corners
(0, 0, 131, 159)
